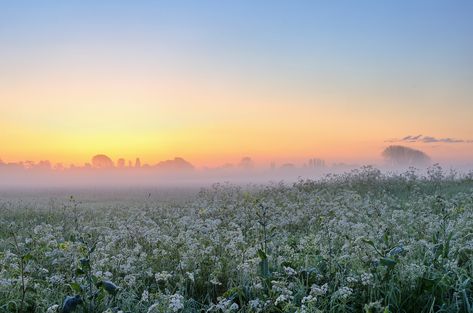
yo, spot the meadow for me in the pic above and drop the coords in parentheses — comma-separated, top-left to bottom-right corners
(1, 166, 472, 313)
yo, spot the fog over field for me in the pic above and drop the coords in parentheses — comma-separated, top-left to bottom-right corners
(1, 144, 472, 188)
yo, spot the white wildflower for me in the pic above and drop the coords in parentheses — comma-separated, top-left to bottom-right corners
(333, 286, 353, 300)
(275, 294, 290, 305)
(360, 272, 373, 286)
(155, 271, 172, 282)
(210, 276, 222, 285)
(141, 290, 149, 302)
(186, 271, 195, 282)
(284, 266, 297, 276)
(310, 283, 328, 295)
(46, 304, 60, 313)
(169, 293, 184, 312)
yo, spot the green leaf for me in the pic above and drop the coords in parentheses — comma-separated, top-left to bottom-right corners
(79, 258, 90, 270)
(61, 295, 83, 313)
(69, 282, 82, 293)
(75, 268, 85, 276)
(89, 243, 97, 254)
(383, 233, 389, 245)
(257, 250, 270, 278)
(380, 257, 397, 268)
(257, 249, 267, 260)
(92, 275, 100, 285)
(99, 280, 119, 295)
(22, 253, 34, 262)
(387, 246, 404, 257)
(259, 259, 270, 278)
(421, 277, 437, 290)
(362, 238, 376, 248)
(223, 287, 243, 301)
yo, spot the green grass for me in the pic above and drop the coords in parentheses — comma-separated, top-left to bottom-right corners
(0, 167, 472, 312)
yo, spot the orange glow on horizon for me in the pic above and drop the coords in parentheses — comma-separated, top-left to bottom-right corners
(1, 5, 472, 168)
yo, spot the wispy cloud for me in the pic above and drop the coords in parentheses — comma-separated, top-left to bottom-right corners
(386, 135, 473, 144)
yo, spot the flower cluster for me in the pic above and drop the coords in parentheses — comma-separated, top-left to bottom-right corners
(0, 167, 472, 312)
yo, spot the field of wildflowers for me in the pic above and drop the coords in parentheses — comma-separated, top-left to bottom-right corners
(1, 166, 472, 312)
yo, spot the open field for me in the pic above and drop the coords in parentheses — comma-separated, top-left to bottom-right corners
(1, 167, 473, 313)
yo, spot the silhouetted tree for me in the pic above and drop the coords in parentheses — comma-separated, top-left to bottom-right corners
(382, 145, 431, 167)
(91, 155, 114, 169)
(155, 157, 194, 171)
(35, 160, 52, 170)
(117, 158, 126, 168)
(239, 157, 253, 169)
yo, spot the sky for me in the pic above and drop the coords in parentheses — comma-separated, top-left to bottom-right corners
(1, 0, 472, 168)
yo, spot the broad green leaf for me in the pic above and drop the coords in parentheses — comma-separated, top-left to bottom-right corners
(380, 257, 397, 268)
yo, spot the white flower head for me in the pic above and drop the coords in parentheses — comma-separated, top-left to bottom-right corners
(141, 290, 149, 302)
(46, 305, 60, 313)
(284, 266, 297, 276)
(169, 293, 184, 312)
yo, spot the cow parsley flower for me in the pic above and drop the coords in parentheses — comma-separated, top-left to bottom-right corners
(333, 286, 353, 300)
(46, 304, 59, 313)
(284, 266, 297, 276)
(155, 271, 172, 282)
(141, 290, 149, 302)
(310, 283, 328, 296)
(169, 293, 184, 312)
(360, 273, 373, 286)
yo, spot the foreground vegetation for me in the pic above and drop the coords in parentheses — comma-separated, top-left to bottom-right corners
(1, 166, 473, 312)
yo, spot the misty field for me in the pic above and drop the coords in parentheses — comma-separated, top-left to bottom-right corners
(1, 166, 473, 313)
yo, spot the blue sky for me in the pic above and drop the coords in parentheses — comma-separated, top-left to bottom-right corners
(0, 1, 472, 165)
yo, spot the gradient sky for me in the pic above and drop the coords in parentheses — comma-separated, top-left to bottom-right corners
(1, 1, 472, 167)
